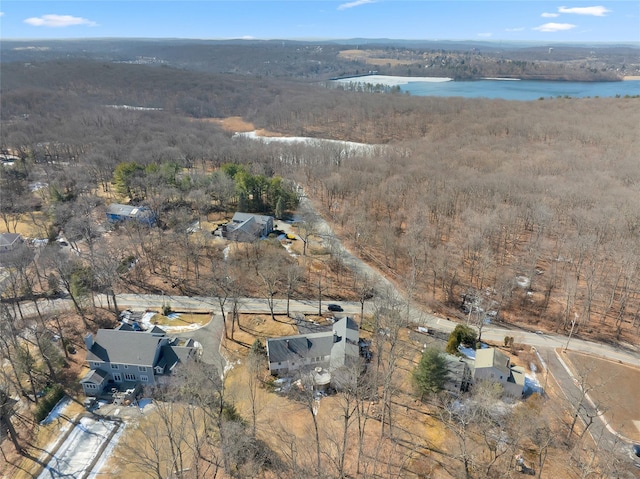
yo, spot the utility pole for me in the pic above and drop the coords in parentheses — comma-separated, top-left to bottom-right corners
(564, 313, 578, 352)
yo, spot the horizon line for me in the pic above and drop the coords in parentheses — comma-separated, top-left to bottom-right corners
(2, 36, 639, 46)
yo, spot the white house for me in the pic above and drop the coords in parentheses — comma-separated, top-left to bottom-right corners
(473, 348, 525, 397)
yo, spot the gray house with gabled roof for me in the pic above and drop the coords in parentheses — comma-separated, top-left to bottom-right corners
(473, 347, 525, 397)
(80, 324, 197, 397)
(222, 212, 274, 242)
(266, 317, 360, 378)
(0, 233, 22, 253)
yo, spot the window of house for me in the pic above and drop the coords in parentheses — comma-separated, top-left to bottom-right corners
(124, 373, 136, 381)
(111, 363, 119, 370)
(123, 365, 129, 369)
(86, 384, 96, 389)
(140, 375, 149, 382)
(139, 366, 147, 372)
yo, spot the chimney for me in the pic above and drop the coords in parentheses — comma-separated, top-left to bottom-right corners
(84, 333, 94, 351)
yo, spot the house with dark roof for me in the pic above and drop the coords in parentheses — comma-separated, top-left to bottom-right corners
(80, 324, 197, 397)
(106, 203, 157, 226)
(266, 317, 360, 381)
(473, 347, 525, 397)
(443, 353, 473, 395)
(221, 212, 274, 242)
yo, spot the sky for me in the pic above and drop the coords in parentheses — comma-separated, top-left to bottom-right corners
(1, 1, 638, 43)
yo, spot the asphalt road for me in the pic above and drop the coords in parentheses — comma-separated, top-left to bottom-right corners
(11, 194, 640, 454)
(15, 289, 639, 369)
(544, 349, 622, 450)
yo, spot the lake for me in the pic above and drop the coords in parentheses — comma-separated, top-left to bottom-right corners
(400, 79, 640, 100)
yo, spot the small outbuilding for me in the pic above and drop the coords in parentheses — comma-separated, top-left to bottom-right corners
(0, 233, 23, 253)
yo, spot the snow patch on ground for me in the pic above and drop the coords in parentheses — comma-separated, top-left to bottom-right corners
(516, 275, 531, 288)
(38, 417, 119, 479)
(87, 423, 125, 479)
(233, 131, 380, 156)
(524, 375, 544, 397)
(40, 396, 72, 425)
(139, 311, 203, 333)
(137, 398, 153, 409)
(458, 346, 476, 359)
(524, 355, 545, 396)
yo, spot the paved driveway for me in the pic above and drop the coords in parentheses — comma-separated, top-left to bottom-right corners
(179, 313, 226, 370)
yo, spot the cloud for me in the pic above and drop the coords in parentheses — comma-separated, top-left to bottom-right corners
(337, 0, 375, 11)
(505, 27, 525, 32)
(558, 6, 611, 16)
(541, 12, 560, 18)
(533, 22, 577, 32)
(477, 32, 492, 38)
(24, 14, 97, 28)
(0, 12, 4, 17)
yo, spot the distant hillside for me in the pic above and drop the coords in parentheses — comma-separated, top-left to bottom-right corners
(2, 39, 638, 81)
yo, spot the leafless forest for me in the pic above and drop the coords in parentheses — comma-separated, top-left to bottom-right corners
(1, 42, 640, 478)
(2, 51, 640, 343)
(247, 95, 640, 345)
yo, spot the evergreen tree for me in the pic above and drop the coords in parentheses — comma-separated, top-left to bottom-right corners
(413, 347, 449, 400)
(237, 191, 248, 212)
(446, 324, 477, 355)
(275, 196, 285, 220)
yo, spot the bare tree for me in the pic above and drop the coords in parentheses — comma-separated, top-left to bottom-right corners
(285, 262, 304, 317)
(566, 364, 608, 441)
(256, 245, 284, 322)
(328, 362, 363, 479)
(0, 375, 23, 455)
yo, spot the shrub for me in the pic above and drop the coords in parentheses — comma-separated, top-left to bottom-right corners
(34, 384, 65, 423)
(446, 324, 477, 355)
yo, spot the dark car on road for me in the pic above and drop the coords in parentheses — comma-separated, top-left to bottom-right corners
(327, 304, 343, 312)
(633, 444, 640, 458)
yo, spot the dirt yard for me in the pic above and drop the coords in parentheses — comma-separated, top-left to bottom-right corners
(337, 49, 417, 66)
(565, 351, 640, 442)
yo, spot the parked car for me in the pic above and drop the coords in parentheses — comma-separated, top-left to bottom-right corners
(633, 444, 640, 458)
(327, 304, 343, 312)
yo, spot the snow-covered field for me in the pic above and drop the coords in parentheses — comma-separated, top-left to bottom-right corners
(38, 417, 119, 479)
(233, 130, 381, 156)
